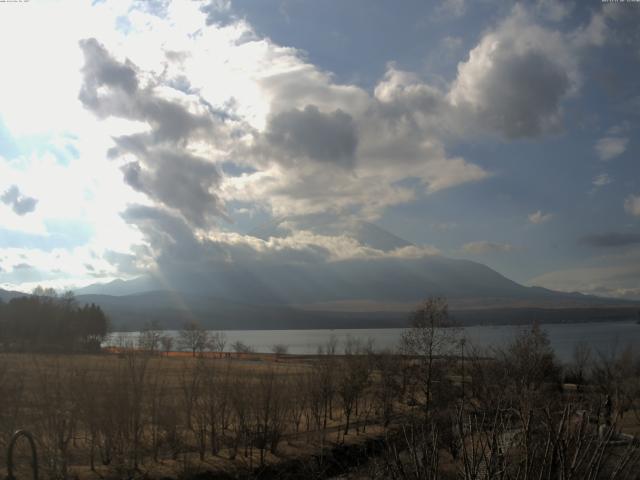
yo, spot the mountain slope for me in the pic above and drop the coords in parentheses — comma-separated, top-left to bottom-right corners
(0, 288, 27, 303)
(72, 220, 640, 329)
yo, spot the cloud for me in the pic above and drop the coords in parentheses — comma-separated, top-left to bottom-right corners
(462, 241, 515, 255)
(200, 0, 233, 26)
(103, 247, 152, 276)
(535, 0, 573, 22)
(528, 210, 553, 224)
(220, 59, 489, 220)
(78, 37, 228, 227)
(592, 173, 612, 188)
(76, 25, 491, 230)
(580, 232, 640, 248)
(116, 204, 441, 284)
(117, 148, 225, 227)
(449, 6, 607, 138)
(595, 136, 628, 160)
(625, 194, 640, 216)
(530, 246, 640, 300)
(1, 185, 38, 216)
(13, 262, 34, 270)
(0, 241, 137, 290)
(264, 105, 358, 168)
(78, 38, 139, 113)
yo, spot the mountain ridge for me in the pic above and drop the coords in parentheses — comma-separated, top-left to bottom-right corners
(6, 220, 640, 330)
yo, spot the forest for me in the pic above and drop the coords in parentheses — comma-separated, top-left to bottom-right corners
(0, 288, 109, 353)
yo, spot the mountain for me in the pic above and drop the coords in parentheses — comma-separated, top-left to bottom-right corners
(75, 276, 160, 296)
(72, 219, 640, 330)
(0, 288, 27, 303)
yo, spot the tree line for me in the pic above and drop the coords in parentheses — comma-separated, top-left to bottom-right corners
(0, 287, 109, 352)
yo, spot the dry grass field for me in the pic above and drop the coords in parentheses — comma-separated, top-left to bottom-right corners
(0, 319, 639, 480)
(0, 351, 397, 479)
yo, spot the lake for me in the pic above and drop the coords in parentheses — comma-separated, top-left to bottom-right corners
(107, 320, 640, 363)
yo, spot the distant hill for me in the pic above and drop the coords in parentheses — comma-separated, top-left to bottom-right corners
(0, 288, 27, 303)
(75, 276, 160, 296)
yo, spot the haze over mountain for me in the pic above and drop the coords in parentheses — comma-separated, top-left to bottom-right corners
(66, 219, 639, 330)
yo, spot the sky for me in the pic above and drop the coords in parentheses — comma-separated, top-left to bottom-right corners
(0, 0, 639, 299)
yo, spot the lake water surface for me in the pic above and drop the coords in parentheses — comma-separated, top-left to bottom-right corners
(109, 320, 640, 363)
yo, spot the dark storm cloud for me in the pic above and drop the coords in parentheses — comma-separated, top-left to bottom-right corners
(266, 105, 358, 167)
(1, 185, 38, 216)
(120, 161, 146, 193)
(78, 38, 227, 226)
(139, 96, 214, 143)
(78, 38, 139, 113)
(121, 205, 206, 256)
(119, 149, 225, 226)
(580, 232, 640, 248)
(79, 38, 214, 142)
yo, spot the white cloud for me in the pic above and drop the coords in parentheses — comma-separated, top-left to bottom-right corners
(592, 173, 613, 188)
(210, 230, 440, 263)
(595, 136, 628, 160)
(625, 194, 640, 216)
(528, 210, 553, 224)
(0, 245, 124, 292)
(213, 59, 491, 220)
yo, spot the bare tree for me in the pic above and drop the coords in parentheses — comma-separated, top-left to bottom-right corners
(337, 339, 371, 435)
(567, 340, 592, 388)
(160, 334, 174, 356)
(272, 343, 289, 356)
(231, 340, 253, 354)
(401, 297, 459, 420)
(496, 322, 561, 412)
(209, 330, 227, 354)
(372, 350, 402, 427)
(178, 320, 210, 357)
(138, 320, 163, 354)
